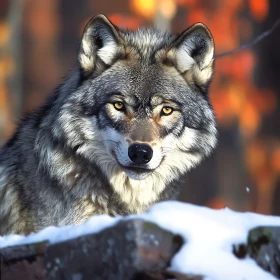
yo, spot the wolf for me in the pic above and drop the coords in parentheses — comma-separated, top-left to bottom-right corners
(0, 15, 217, 235)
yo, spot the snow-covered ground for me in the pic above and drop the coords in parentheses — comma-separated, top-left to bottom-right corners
(1, 201, 280, 280)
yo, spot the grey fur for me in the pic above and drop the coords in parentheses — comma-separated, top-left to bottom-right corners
(0, 15, 217, 235)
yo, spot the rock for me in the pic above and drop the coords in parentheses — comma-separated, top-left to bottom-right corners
(247, 226, 280, 278)
(1, 219, 183, 280)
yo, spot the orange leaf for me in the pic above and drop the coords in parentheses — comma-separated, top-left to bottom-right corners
(271, 147, 280, 173)
(130, 0, 157, 19)
(240, 103, 260, 136)
(0, 22, 9, 46)
(248, 0, 269, 21)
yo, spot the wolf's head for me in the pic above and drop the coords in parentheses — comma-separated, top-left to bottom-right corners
(46, 15, 217, 204)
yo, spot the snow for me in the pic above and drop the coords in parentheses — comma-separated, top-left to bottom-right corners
(0, 215, 119, 249)
(1, 201, 280, 280)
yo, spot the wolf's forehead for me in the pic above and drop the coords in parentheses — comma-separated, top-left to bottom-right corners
(121, 28, 174, 55)
(123, 92, 174, 107)
(116, 66, 180, 102)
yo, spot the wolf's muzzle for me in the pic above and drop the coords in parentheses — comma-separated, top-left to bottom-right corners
(128, 143, 153, 164)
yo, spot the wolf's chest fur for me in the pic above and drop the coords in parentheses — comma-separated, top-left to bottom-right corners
(0, 15, 217, 235)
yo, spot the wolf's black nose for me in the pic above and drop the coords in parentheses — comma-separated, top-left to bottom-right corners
(128, 143, 153, 164)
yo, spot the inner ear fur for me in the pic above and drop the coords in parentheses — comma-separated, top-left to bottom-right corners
(78, 14, 121, 75)
(167, 23, 215, 88)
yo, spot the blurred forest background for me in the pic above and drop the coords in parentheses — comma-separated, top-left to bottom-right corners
(0, 0, 279, 215)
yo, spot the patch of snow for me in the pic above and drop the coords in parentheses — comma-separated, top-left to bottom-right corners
(0, 215, 119, 248)
(1, 201, 280, 280)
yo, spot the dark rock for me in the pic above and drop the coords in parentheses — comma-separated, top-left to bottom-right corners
(247, 226, 280, 278)
(0, 241, 49, 280)
(1, 219, 183, 280)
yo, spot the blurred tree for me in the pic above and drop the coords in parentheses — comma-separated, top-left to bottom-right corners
(0, 0, 23, 141)
(253, 0, 280, 214)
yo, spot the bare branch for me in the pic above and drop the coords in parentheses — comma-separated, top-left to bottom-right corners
(215, 18, 280, 58)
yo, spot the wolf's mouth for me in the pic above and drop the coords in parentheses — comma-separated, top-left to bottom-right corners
(111, 150, 155, 174)
(120, 164, 155, 174)
(120, 164, 155, 180)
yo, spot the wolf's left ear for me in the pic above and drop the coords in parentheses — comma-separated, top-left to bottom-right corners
(78, 15, 121, 74)
(168, 23, 214, 88)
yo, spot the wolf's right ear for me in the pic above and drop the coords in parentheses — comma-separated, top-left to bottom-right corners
(78, 15, 121, 75)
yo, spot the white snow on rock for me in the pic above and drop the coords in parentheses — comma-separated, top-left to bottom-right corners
(1, 201, 280, 280)
(142, 201, 280, 280)
(0, 215, 119, 249)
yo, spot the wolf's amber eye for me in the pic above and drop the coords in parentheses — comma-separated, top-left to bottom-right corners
(161, 106, 173, 116)
(113, 102, 125, 111)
